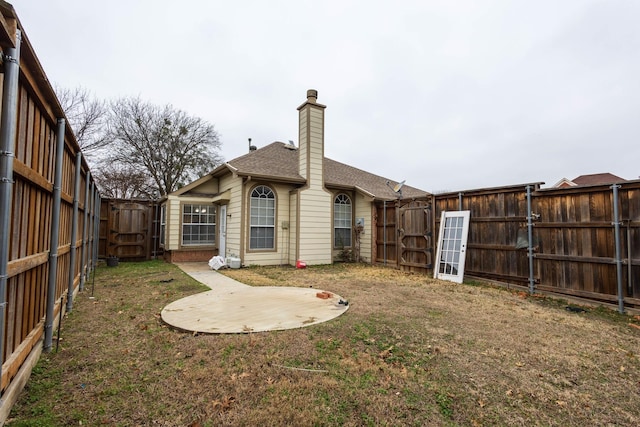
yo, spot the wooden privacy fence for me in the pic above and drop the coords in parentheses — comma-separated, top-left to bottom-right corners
(433, 181, 640, 310)
(375, 181, 640, 311)
(0, 4, 100, 422)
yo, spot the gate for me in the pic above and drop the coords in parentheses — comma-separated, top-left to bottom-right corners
(397, 199, 433, 273)
(105, 200, 155, 260)
(375, 198, 433, 273)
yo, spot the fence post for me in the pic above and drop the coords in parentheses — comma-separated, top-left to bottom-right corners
(80, 171, 91, 291)
(88, 180, 95, 274)
(93, 191, 100, 266)
(526, 185, 535, 294)
(383, 200, 387, 265)
(611, 184, 624, 314)
(67, 153, 82, 312)
(0, 28, 21, 387)
(44, 118, 66, 352)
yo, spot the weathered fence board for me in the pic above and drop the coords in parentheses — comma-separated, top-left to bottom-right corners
(375, 181, 638, 309)
(397, 198, 433, 273)
(429, 182, 640, 308)
(374, 201, 399, 265)
(0, 4, 100, 422)
(99, 199, 161, 261)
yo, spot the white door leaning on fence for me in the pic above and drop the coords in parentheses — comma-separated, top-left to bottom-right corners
(434, 210, 470, 284)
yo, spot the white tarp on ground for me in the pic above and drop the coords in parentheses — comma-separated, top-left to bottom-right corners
(208, 255, 226, 270)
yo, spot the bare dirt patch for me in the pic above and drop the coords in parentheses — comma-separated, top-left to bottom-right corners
(8, 261, 640, 426)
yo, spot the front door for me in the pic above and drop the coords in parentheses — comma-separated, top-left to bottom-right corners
(434, 210, 470, 283)
(219, 205, 227, 259)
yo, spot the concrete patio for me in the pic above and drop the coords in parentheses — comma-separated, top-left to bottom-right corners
(160, 263, 349, 333)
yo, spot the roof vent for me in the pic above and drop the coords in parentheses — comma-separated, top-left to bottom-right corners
(248, 138, 257, 152)
(284, 139, 297, 150)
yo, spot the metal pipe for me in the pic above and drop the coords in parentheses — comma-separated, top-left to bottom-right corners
(526, 185, 535, 294)
(383, 200, 387, 265)
(458, 192, 463, 211)
(94, 190, 100, 265)
(0, 28, 22, 380)
(87, 180, 95, 275)
(66, 153, 82, 312)
(611, 184, 624, 313)
(628, 223, 633, 295)
(91, 189, 100, 297)
(153, 198, 158, 259)
(79, 171, 90, 291)
(44, 118, 66, 352)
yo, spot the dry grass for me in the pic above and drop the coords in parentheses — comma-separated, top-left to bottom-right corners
(7, 261, 640, 426)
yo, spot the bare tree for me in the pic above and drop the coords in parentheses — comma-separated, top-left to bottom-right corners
(104, 97, 223, 196)
(93, 163, 155, 199)
(56, 86, 108, 158)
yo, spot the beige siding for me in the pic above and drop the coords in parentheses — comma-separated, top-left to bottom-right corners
(288, 191, 298, 265)
(298, 187, 332, 264)
(165, 195, 181, 250)
(308, 109, 324, 189)
(219, 174, 243, 259)
(189, 179, 219, 194)
(354, 194, 373, 262)
(298, 109, 308, 180)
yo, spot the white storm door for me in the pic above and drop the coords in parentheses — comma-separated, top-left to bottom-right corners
(219, 205, 227, 259)
(434, 210, 470, 284)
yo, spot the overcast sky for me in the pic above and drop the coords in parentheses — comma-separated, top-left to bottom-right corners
(13, 0, 640, 193)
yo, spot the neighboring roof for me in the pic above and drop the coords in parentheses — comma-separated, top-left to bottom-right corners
(571, 173, 627, 186)
(213, 142, 429, 199)
(552, 173, 627, 188)
(551, 177, 577, 188)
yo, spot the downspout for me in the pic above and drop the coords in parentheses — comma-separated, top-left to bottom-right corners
(44, 118, 66, 352)
(66, 153, 82, 312)
(79, 171, 90, 291)
(458, 192, 463, 211)
(0, 28, 21, 384)
(526, 185, 535, 294)
(611, 184, 624, 313)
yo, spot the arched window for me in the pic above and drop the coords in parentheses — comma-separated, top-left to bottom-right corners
(334, 194, 352, 248)
(250, 185, 276, 250)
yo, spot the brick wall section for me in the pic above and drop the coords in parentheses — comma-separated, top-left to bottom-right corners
(164, 248, 218, 263)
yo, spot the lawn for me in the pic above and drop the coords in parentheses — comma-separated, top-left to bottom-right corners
(7, 261, 640, 426)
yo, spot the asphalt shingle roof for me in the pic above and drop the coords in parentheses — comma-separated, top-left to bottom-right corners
(223, 142, 428, 199)
(572, 173, 627, 186)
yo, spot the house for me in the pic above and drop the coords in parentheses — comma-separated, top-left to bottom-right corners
(552, 173, 627, 188)
(160, 89, 429, 266)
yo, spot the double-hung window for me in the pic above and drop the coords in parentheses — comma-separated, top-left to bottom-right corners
(250, 186, 275, 250)
(182, 204, 216, 246)
(334, 194, 352, 248)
